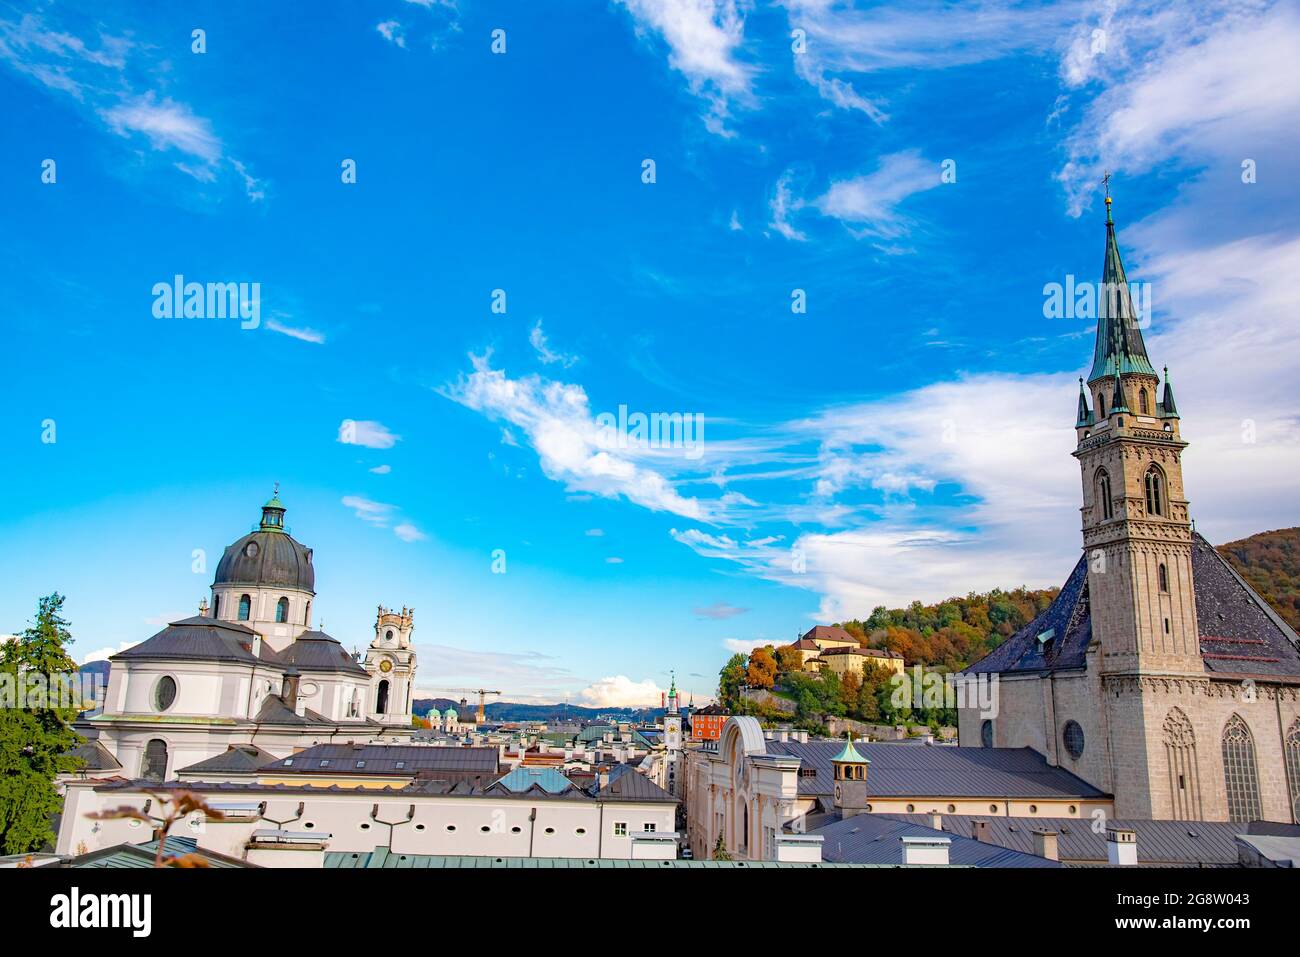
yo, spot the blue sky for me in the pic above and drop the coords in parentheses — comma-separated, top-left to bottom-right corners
(3, 1, 1298, 706)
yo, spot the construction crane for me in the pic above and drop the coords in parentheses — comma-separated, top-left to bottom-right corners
(426, 688, 502, 723)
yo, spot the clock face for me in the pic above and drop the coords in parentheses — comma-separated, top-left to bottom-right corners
(379, 659, 393, 673)
(834, 784, 842, 801)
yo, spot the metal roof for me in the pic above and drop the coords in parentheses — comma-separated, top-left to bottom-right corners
(177, 744, 277, 774)
(262, 743, 501, 776)
(489, 766, 574, 795)
(891, 814, 1300, 867)
(112, 616, 273, 665)
(62, 836, 253, 868)
(324, 848, 900, 868)
(764, 740, 1107, 800)
(213, 502, 315, 592)
(279, 631, 369, 675)
(812, 814, 1059, 868)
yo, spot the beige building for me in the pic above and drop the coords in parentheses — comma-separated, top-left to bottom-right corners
(958, 198, 1300, 824)
(782, 625, 897, 674)
(814, 646, 906, 678)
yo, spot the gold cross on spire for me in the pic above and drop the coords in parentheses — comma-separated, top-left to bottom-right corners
(1102, 170, 1113, 223)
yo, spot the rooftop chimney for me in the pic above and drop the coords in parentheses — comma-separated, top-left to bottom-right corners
(929, 812, 942, 831)
(901, 835, 950, 866)
(1106, 826, 1138, 866)
(1033, 829, 1059, 862)
(971, 819, 990, 843)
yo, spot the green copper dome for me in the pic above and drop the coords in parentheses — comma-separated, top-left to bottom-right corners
(833, 735, 869, 764)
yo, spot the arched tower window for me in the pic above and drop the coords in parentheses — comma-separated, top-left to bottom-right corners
(376, 679, 390, 714)
(1139, 388, 1150, 414)
(1096, 469, 1113, 520)
(980, 720, 993, 749)
(1163, 707, 1200, 820)
(212, 594, 220, 618)
(1285, 719, 1300, 824)
(1145, 466, 1166, 517)
(275, 597, 289, 623)
(1097, 394, 1108, 419)
(304, 601, 310, 626)
(141, 738, 169, 782)
(1158, 563, 1169, 592)
(238, 594, 251, 621)
(1222, 714, 1262, 823)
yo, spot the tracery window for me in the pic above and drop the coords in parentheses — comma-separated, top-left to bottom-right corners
(1222, 714, 1262, 823)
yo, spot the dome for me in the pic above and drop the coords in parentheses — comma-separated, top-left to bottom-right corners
(213, 491, 316, 593)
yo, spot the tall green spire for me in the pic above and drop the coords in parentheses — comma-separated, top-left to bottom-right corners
(1076, 377, 1092, 426)
(1088, 183, 1156, 383)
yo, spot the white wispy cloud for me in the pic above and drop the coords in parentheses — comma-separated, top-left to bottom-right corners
(613, 0, 754, 135)
(337, 419, 401, 449)
(529, 319, 578, 368)
(0, 12, 264, 200)
(376, 20, 407, 48)
(342, 495, 395, 526)
(370, 464, 392, 474)
(265, 318, 326, 344)
(694, 601, 749, 619)
(394, 522, 427, 542)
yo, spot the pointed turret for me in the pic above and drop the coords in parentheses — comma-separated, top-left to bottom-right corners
(1110, 366, 1130, 414)
(1161, 365, 1180, 418)
(1076, 377, 1093, 426)
(1088, 194, 1156, 383)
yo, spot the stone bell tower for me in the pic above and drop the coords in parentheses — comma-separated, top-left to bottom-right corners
(1072, 187, 1202, 679)
(363, 605, 417, 724)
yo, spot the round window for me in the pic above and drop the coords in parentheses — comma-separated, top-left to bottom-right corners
(154, 675, 177, 712)
(244, 541, 259, 558)
(1063, 720, 1085, 760)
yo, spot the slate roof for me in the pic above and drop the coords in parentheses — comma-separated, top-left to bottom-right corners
(261, 743, 502, 777)
(893, 815, 1300, 867)
(112, 616, 281, 666)
(67, 739, 122, 772)
(177, 744, 277, 775)
(817, 646, 903, 660)
(811, 813, 1059, 868)
(965, 533, 1300, 679)
(279, 631, 369, 675)
(253, 694, 334, 727)
(764, 740, 1107, 800)
(577, 724, 655, 749)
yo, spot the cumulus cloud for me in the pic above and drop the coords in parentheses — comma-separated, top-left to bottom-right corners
(338, 419, 401, 449)
(376, 20, 407, 48)
(578, 675, 665, 708)
(80, 640, 140, 665)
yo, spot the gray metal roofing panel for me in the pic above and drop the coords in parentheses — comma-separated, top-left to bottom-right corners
(888, 815, 1300, 866)
(263, 743, 501, 775)
(812, 814, 1058, 867)
(112, 617, 266, 665)
(766, 740, 1106, 799)
(323, 851, 903, 868)
(279, 632, 370, 675)
(177, 744, 277, 774)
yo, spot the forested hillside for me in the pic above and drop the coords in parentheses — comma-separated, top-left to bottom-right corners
(1217, 527, 1300, 632)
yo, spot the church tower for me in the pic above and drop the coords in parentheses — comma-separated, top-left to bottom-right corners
(1073, 188, 1202, 678)
(662, 672, 683, 796)
(363, 606, 417, 725)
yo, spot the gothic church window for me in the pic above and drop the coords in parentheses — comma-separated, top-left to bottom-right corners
(1145, 467, 1166, 517)
(1159, 563, 1169, 592)
(1139, 388, 1150, 414)
(238, 594, 251, 620)
(1284, 720, 1300, 824)
(1096, 469, 1113, 520)
(1222, 714, 1262, 823)
(275, 596, 289, 623)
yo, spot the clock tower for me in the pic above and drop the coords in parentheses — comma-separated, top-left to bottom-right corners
(364, 605, 417, 725)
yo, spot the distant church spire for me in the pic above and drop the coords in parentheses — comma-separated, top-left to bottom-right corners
(1089, 182, 1156, 384)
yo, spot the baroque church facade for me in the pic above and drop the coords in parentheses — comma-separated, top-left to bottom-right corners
(83, 491, 418, 781)
(959, 196, 1300, 824)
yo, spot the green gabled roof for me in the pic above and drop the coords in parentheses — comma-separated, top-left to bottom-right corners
(1088, 205, 1157, 383)
(832, 736, 869, 764)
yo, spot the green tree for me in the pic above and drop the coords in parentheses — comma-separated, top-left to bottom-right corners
(718, 653, 748, 710)
(712, 835, 732, 861)
(0, 594, 83, 854)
